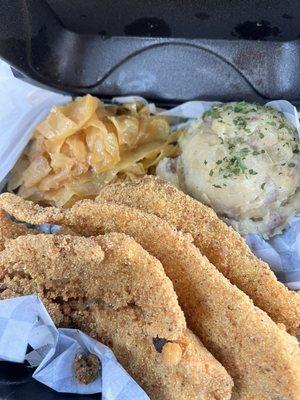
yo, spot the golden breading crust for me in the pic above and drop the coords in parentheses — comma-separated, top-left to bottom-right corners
(0, 208, 76, 252)
(0, 195, 299, 399)
(95, 176, 300, 335)
(0, 209, 37, 250)
(0, 233, 232, 400)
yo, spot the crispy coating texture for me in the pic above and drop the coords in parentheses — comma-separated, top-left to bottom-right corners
(0, 208, 75, 252)
(0, 196, 299, 399)
(5, 177, 298, 335)
(0, 209, 37, 250)
(94, 176, 300, 335)
(0, 233, 232, 400)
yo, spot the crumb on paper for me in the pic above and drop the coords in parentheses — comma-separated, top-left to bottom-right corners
(73, 352, 101, 384)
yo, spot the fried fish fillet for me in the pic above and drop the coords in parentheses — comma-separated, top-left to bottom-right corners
(0, 209, 37, 250)
(0, 233, 232, 400)
(93, 176, 300, 335)
(0, 195, 299, 399)
(0, 207, 76, 252)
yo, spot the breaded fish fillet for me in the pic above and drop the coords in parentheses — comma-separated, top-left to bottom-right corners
(0, 233, 232, 400)
(0, 209, 37, 250)
(95, 176, 300, 335)
(0, 208, 76, 252)
(0, 195, 299, 399)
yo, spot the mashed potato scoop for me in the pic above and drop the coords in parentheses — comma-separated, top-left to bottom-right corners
(157, 101, 300, 238)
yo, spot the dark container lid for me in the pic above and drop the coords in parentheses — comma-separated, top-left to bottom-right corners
(1, 0, 300, 106)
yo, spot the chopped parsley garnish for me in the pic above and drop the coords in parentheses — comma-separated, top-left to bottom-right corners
(233, 101, 248, 113)
(202, 103, 298, 183)
(239, 148, 250, 156)
(226, 156, 247, 175)
(233, 116, 247, 130)
(252, 149, 266, 156)
(293, 147, 299, 154)
(249, 169, 258, 175)
(203, 107, 221, 119)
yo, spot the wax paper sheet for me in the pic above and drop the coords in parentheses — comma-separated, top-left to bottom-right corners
(0, 295, 149, 399)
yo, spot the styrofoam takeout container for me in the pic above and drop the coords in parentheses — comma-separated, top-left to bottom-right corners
(0, 0, 300, 398)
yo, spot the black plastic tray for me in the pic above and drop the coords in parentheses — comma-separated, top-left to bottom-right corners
(0, 0, 299, 398)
